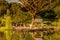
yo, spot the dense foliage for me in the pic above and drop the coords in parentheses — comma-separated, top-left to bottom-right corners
(0, 0, 60, 40)
(0, 0, 60, 26)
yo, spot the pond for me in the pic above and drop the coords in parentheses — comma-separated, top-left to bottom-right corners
(0, 30, 35, 40)
(1, 28, 60, 40)
(0, 30, 43, 40)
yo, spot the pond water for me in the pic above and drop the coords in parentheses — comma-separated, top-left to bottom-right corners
(0, 30, 43, 40)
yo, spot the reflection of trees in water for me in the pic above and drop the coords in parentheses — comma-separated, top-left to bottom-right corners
(11, 31, 34, 40)
(0, 32, 6, 40)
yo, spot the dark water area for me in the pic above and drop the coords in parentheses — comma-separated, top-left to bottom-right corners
(0, 30, 42, 40)
(1, 28, 59, 40)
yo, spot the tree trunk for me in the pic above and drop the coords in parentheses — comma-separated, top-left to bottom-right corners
(31, 16, 35, 27)
(28, 11, 36, 27)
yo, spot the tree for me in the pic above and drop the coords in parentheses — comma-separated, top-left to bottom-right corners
(19, 0, 59, 27)
(0, 0, 9, 27)
(9, 2, 31, 26)
(0, 0, 9, 17)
